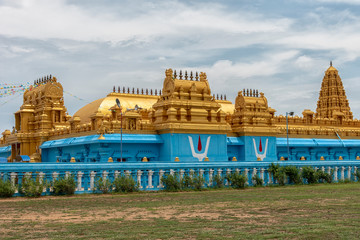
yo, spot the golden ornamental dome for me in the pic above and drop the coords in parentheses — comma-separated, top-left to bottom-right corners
(73, 92, 235, 124)
(326, 61, 338, 72)
(73, 92, 160, 123)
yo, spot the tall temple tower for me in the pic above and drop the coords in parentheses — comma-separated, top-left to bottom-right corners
(10, 76, 71, 161)
(315, 62, 353, 121)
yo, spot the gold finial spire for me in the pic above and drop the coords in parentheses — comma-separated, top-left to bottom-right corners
(330, 60, 332, 67)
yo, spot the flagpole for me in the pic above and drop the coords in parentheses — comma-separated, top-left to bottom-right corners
(120, 108, 123, 162)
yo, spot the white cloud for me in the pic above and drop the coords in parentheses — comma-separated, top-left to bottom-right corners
(0, 0, 292, 43)
(2, 0, 360, 129)
(197, 50, 299, 81)
(315, 0, 360, 4)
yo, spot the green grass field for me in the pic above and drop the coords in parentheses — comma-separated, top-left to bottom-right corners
(1, 183, 360, 239)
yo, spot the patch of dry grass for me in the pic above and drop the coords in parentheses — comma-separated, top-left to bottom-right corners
(1, 183, 360, 239)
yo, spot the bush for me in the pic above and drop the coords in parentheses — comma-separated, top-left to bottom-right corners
(344, 178, 352, 183)
(0, 178, 16, 198)
(353, 170, 360, 181)
(161, 173, 181, 192)
(52, 175, 76, 196)
(191, 174, 205, 191)
(95, 177, 113, 194)
(268, 163, 286, 186)
(213, 174, 225, 188)
(252, 175, 264, 187)
(301, 166, 318, 184)
(113, 175, 138, 193)
(20, 175, 46, 198)
(316, 170, 333, 183)
(226, 172, 247, 189)
(283, 166, 302, 184)
(180, 174, 193, 190)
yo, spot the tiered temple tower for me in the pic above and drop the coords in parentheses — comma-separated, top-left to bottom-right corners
(151, 69, 231, 134)
(151, 69, 231, 162)
(11, 76, 71, 161)
(315, 62, 353, 121)
(232, 89, 276, 135)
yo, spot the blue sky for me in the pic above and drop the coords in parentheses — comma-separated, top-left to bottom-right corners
(1, 0, 360, 130)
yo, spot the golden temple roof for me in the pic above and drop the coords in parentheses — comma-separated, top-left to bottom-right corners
(326, 66, 338, 72)
(73, 92, 160, 123)
(216, 100, 235, 114)
(73, 92, 235, 124)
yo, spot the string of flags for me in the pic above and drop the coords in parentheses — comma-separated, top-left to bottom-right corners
(0, 84, 30, 98)
(0, 80, 51, 98)
(0, 77, 112, 113)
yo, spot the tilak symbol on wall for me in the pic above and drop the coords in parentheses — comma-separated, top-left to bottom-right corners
(188, 135, 211, 161)
(252, 137, 269, 161)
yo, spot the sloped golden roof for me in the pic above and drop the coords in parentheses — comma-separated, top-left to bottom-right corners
(73, 92, 160, 123)
(216, 100, 235, 114)
(73, 92, 235, 123)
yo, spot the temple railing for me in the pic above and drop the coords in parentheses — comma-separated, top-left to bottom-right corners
(1, 161, 360, 196)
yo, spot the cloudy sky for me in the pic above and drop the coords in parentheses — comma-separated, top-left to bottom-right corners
(1, 0, 360, 130)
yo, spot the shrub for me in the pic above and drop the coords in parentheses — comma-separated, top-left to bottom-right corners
(283, 166, 302, 184)
(268, 163, 286, 186)
(353, 170, 360, 181)
(226, 172, 247, 189)
(191, 174, 205, 191)
(113, 175, 138, 193)
(0, 178, 16, 198)
(181, 174, 193, 190)
(52, 175, 76, 196)
(161, 173, 181, 192)
(275, 171, 286, 186)
(95, 177, 113, 194)
(268, 163, 280, 175)
(252, 175, 264, 187)
(213, 174, 225, 189)
(316, 170, 333, 183)
(301, 166, 318, 184)
(343, 178, 352, 183)
(20, 175, 46, 198)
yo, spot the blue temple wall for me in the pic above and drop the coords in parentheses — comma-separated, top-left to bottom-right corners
(240, 136, 277, 162)
(158, 133, 228, 162)
(276, 138, 360, 161)
(36, 135, 360, 163)
(226, 137, 244, 161)
(41, 134, 162, 163)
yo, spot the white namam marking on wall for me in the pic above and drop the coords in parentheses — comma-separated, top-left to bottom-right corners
(188, 136, 211, 161)
(252, 138, 269, 161)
